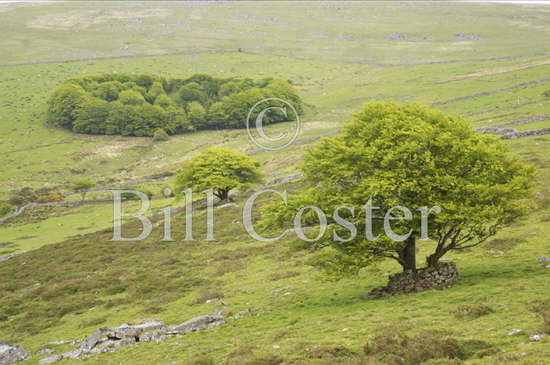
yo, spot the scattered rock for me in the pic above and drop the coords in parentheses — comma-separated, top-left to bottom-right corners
(536, 256, 550, 263)
(507, 329, 522, 336)
(40, 315, 226, 363)
(168, 315, 226, 335)
(39, 349, 80, 364)
(213, 308, 230, 317)
(283, 292, 297, 296)
(529, 333, 548, 342)
(454, 33, 483, 41)
(233, 309, 252, 319)
(544, 265, 550, 269)
(36, 349, 55, 356)
(366, 263, 458, 298)
(0, 343, 30, 365)
(41, 340, 79, 346)
(386, 33, 408, 41)
(271, 287, 288, 294)
(477, 127, 550, 140)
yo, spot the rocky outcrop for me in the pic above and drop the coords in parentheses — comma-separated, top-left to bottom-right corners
(501, 128, 550, 139)
(0, 343, 30, 365)
(476, 126, 518, 136)
(40, 315, 226, 364)
(168, 314, 226, 334)
(366, 262, 459, 298)
(477, 126, 550, 140)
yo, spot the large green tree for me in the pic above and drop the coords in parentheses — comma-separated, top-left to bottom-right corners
(174, 148, 262, 201)
(261, 102, 534, 277)
(47, 83, 88, 128)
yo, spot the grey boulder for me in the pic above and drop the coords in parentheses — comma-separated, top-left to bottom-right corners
(0, 343, 30, 365)
(168, 315, 226, 334)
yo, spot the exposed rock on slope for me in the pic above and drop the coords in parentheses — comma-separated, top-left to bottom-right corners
(0, 343, 30, 365)
(39, 315, 226, 364)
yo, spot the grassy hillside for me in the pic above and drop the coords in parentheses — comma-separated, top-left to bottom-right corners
(1, 134, 550, 364)
(1, 1, 550, 364)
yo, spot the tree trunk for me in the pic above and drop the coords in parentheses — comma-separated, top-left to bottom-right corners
(216, 189, 229, 202)
(426, 245, 448, 268)
(398, 236, 417, 272)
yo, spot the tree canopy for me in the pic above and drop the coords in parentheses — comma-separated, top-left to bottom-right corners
(70, 179, 96, 201)
(47, 73, 303, 137)
(174, 148, 262, 201)
(261, 102, 535, 278)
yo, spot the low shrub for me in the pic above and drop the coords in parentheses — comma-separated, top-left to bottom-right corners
(36, 193, 64, 203)
(225, 348, 285, 365)
(454, 304, 495, 319)
(362, 330, 494, 365)
(530, 298, 550, 333)
(485, 237, 525, 252)
(152, 128, 169, 142)
(191, 288, 224, 305)
(120, 189, 153, 200)
(0, 202, 14, 217)
(308, 346, 356, 359)
(269, 270, 300, 281)
(79, 316, 107, 328)
(8, 187, 38, 206)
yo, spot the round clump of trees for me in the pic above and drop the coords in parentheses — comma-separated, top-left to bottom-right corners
(47, 73, 303, 137)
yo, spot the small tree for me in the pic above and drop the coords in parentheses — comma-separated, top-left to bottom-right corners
(118, 90, 145, 106)
(153, 128, 169, 142)
(261, 102, 534, 278)
(178, 82, 207, 105)
(174, 148, 262, 201)
(71, 179, 96, 201)
(47, 83, 88, 128)
(187, 101, 206, 129)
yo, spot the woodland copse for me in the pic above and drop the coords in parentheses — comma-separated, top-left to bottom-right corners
(47, 73, 303, 137)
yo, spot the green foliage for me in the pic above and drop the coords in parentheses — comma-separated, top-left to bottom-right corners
(261, 102, 535, 277)
(118, 89, 145, 106)
(70, 179, 96, 201)
(363, 330, 493, 365)
(174, 148, 262, 201)
(179, 82, 207, 105)
(120, 189, 153, 201)
(530, 298, 550, 333)
(0, 202, 14, 218)
(47, 73, 303, 137)
(454, 304, 495, 319)
(187, 101, 207, 128)
(8, 187, 39, 206)
(152, 128, 169, 142)
(46, 83, 88, 128)
(73, 97, 111, 134)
